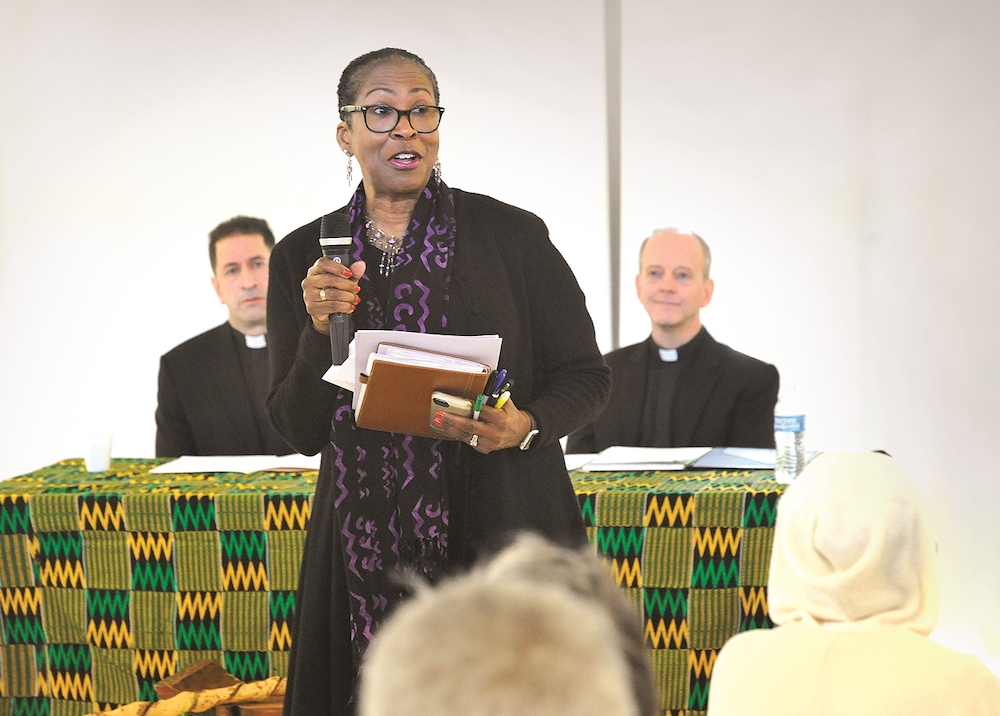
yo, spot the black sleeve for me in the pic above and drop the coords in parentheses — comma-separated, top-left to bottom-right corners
(154, 357, 196, 458)
(727, 363, 780, 448)
(564, 421, 598, 454)
(266, 224, 339, 456)
(517, 217, 611, 448)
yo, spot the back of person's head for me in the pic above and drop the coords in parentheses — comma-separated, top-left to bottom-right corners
(767, 451, 938, 634)
(480, 534, 659, 716)
(359, 534, 653, 716)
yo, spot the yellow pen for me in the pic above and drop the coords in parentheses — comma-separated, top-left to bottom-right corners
(494, 390, 511, 410)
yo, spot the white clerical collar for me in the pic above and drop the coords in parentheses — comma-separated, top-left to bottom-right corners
(245, 333, 267, 349)
(659, 348, 679, 362)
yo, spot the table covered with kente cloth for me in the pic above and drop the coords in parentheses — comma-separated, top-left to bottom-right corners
(0, 459, 784, 716)
(573, 467, 786, 715)
(0, 459, 313, 716)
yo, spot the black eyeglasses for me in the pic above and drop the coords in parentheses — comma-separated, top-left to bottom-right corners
(339, 104, 445, 134)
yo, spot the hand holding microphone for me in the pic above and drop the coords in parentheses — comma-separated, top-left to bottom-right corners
(310, 213, 363, 365)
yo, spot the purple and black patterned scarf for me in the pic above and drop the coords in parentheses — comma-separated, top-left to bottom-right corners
(327, 176, 457, 664)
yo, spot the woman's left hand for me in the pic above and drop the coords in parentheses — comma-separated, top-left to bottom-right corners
(431, 398, 532, 454)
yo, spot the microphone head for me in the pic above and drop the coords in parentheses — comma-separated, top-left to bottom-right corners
(319, 213, 353, 261)
(320, 212, 351, 239)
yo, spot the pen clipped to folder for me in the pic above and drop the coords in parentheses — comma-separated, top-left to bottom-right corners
(467, 370, 514, 420)
(486, 378, 513, 408)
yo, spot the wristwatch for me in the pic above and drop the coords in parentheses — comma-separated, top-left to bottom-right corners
(519, 413, 539, 451)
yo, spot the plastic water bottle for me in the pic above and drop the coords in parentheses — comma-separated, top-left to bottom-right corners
(773, 402, 805, 484)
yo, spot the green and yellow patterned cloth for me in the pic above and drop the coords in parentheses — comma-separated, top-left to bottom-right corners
(0, 459, 313, 716)
(574, 467, 785, 716)
(0, 459, 783, 716)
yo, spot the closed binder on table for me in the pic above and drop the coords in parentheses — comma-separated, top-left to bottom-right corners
(355, 343, 493, 439)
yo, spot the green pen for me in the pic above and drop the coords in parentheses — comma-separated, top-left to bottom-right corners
(472, 394, 484, 420)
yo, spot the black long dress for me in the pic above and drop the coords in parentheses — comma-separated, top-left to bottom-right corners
(267, 184, 610, 716)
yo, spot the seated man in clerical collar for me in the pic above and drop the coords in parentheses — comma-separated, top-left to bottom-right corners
(566, 228, 778, 454)
(155, 215, 291, 457)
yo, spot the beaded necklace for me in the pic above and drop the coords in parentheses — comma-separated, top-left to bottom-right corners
(364, 219, 403, 277)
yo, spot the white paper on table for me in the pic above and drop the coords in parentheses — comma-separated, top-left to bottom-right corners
(564, 453, 596, 471)
(722, 447, 821, 466)
(150, 454, 321, 474)
(581, 446, 712, 472)
(722, 447, 776, 464)
(261, 454, 322, 471)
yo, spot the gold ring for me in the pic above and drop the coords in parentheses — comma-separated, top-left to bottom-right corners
(468, 434, 479, 447)
(319, 288, 327, 301)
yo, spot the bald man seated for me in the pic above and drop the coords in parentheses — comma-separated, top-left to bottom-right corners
(567, 229, 778, 454)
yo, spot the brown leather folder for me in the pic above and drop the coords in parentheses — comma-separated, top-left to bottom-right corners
(355, 346, 491, 439)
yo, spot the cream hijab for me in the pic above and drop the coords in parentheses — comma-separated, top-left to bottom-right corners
(767, 451, 938, 635)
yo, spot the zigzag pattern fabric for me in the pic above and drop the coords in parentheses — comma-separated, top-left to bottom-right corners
(0, 459, 313, 716)
(1, 461, 783, 716)
(573, 468, 785, 716)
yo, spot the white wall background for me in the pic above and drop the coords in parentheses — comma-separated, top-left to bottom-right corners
(618, 0, 1000, 669)
(0, 0, 609, 468)
(2, 0, 998, 671)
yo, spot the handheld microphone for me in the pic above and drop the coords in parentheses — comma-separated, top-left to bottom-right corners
(318, 213, 353, 365)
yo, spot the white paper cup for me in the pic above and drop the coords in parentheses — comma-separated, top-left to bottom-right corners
(85, 432, 113, 472)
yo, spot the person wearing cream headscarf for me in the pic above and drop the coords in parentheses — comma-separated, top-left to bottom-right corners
(707, 451, 1000, 716)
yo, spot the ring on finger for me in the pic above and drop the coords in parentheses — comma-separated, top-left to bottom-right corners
(319, 288, 327, 301)
(468, 434, 479, 447)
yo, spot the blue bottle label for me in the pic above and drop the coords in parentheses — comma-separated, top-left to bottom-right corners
(774, 414, 805, 432)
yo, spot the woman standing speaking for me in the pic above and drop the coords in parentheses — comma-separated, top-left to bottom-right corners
(267, 48, 610, 716)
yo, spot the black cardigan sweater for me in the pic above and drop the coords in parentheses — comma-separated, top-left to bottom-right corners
(266, 188, 610, 555)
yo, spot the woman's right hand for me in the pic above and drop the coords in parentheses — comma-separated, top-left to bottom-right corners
(301, 258, 366, 334)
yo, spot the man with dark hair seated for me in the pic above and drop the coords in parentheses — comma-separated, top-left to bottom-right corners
(155, 216, 291, 457)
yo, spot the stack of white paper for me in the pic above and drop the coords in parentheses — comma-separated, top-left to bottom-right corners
(327, 330, 502, 411)
(580, 446, 712, 472)
(150, 454, 321, 474)
(374, 344, 491, 372)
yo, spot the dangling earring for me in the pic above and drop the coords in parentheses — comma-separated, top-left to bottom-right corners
(433, 158, 442, 183)
(345, 151, 354, 185)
